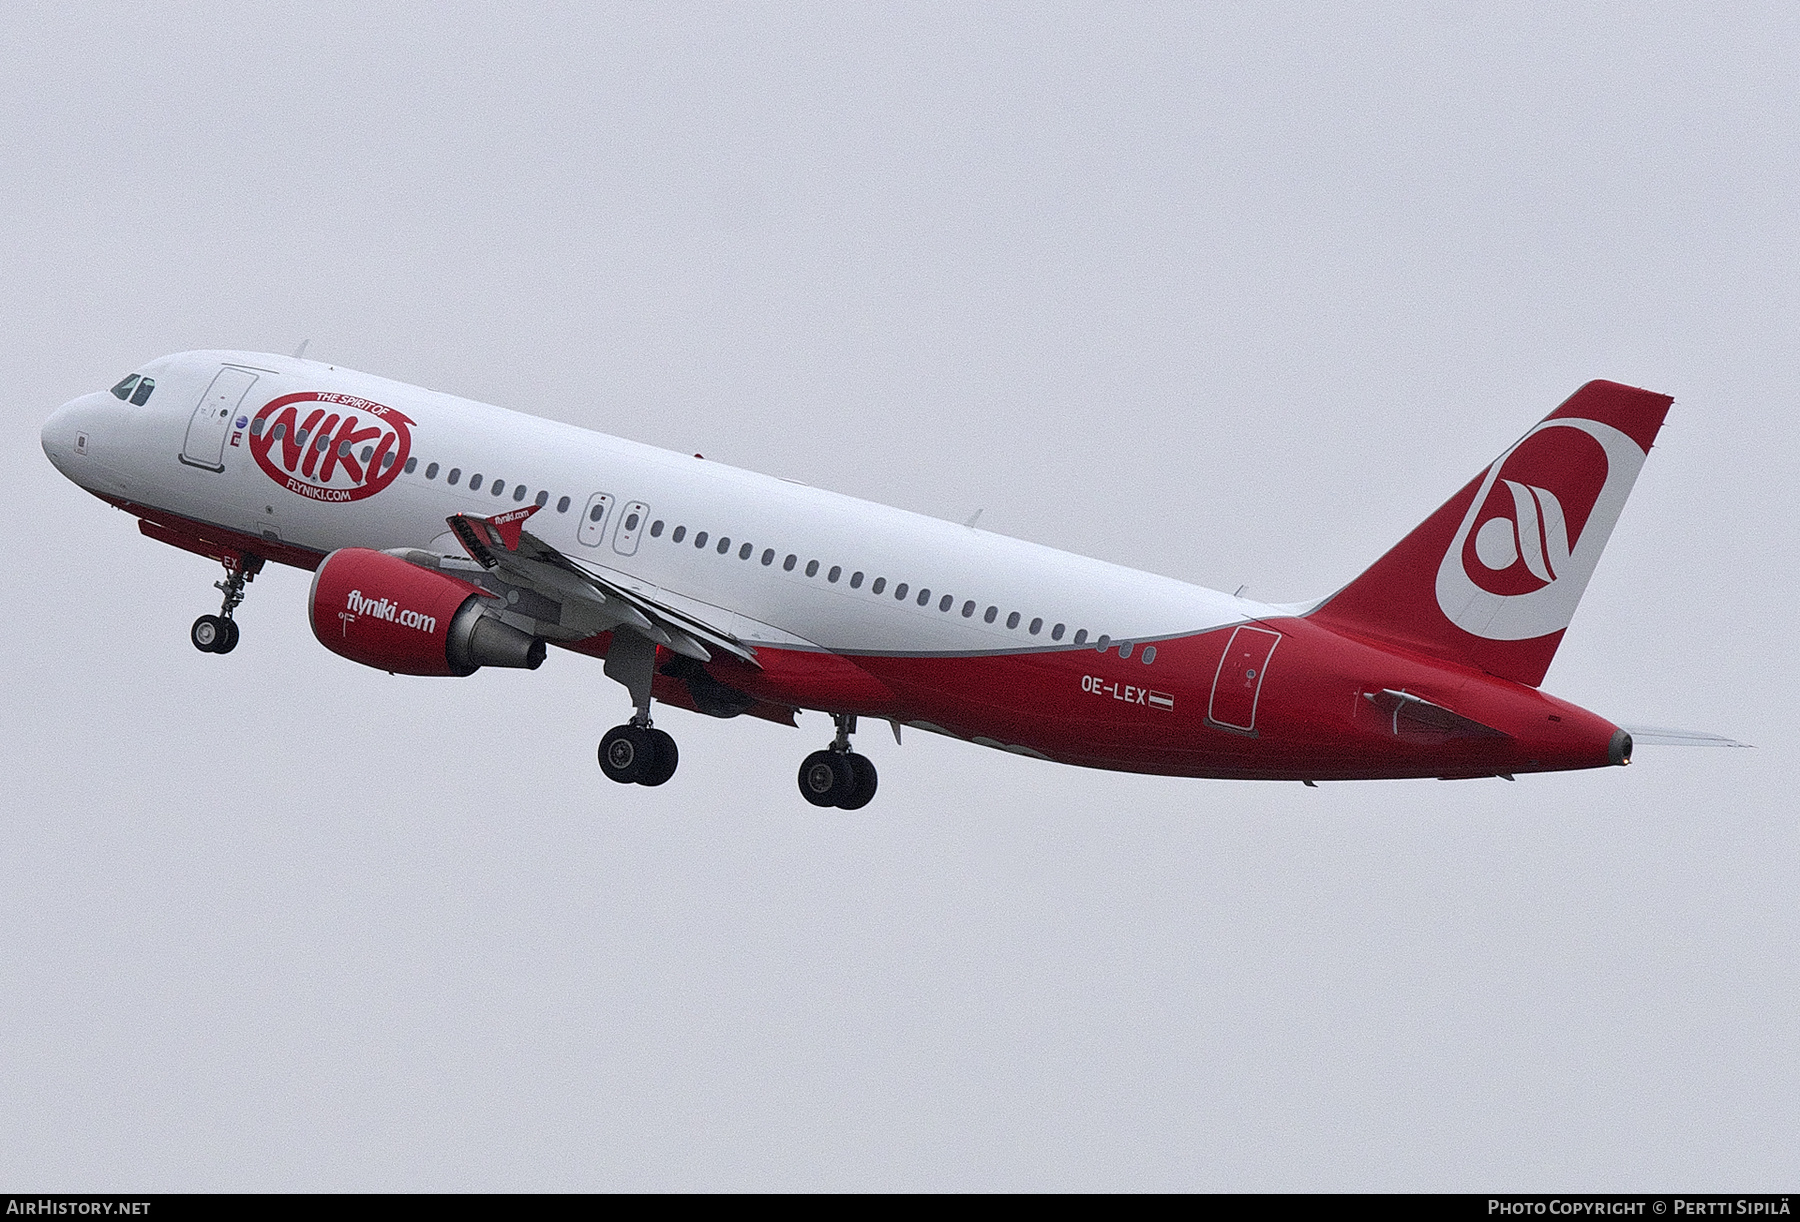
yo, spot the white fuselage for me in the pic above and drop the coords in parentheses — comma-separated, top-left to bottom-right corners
(47, 350, 1262, 659)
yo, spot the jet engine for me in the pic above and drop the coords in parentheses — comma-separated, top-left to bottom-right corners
(309, 547, 546, 676)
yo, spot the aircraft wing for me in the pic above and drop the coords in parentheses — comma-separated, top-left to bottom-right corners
(444, 506, 757, 666)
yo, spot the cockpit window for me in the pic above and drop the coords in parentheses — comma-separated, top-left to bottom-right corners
(129, 378, 155, 406)
(110, 375, 139, 401)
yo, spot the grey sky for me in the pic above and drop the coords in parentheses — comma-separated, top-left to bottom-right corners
(3, 2, 1794, 1189)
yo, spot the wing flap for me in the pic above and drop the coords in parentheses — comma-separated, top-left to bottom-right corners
(444, 508, 756, 665)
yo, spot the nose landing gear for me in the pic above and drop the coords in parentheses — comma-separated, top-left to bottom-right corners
(798, 714, 878, 809)
(191, 554, 262, 654)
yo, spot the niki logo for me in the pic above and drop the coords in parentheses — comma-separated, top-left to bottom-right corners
(1435, 417, 1647, 642)
(247, 391, 414, 504)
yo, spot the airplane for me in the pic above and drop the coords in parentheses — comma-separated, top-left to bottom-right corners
(39, 351, 1723, 808)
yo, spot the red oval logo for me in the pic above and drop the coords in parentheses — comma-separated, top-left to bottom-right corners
(248, 391, 414, 503)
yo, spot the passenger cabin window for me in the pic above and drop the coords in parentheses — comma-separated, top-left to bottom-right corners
(984, 606, 997, 623)
(828, 565, 841, 582)
(650, 520, 664, 537)
(962, 601, 975, 618)
(129, 378, 155, 406)
(448, 468, 461, 485)
(1051, 623, 1065, 640)
(404, 457, 418, 474)
(1029, 618, 1043, 635)
(740, 543, 753, 560)
(717, 536, 731, 554)
(939, 595, 953, 612)
(784, 555, 798, 572)
(491, 479, 505, 496)
(1142, 646, 1157, 664)
(894, 583, 908, 600)
(426, 462, 439, 479)
(110, 375, 139, 400)
(469, 474, 483, 491)
(916, 588, 930, 606)
(534, 490, 548, 507)
(761, 549, 774, 566)
(1073, 629, 1087, 645)
(557, 495, 570, 512)
(1006, 612, 1020, 629)
(513, 484, 527, 502)
(805, 560, 819, 577)
(694, 531, 708, 548)
(850, 571, 863, 588)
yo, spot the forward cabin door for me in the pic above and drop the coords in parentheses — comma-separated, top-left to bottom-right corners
(1208, 625, 1281, 734)
(181, 367, 259, 471)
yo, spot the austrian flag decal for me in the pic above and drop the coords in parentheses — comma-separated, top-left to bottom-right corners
(248, 391, 414, 503)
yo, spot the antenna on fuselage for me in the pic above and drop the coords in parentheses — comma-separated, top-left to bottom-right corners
(964, 508, 984, 529)
(292, 339, 311, 360)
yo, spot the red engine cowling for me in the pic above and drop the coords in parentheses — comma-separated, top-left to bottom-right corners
(309, 548, 546, 676)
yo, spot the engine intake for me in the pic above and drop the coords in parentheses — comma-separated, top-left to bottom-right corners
(310, 548, 546, 676)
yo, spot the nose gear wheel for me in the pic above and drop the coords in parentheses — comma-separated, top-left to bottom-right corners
(190, 554, 261, 654)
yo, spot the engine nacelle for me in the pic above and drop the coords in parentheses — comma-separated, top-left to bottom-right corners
(309, 547, 546, 676)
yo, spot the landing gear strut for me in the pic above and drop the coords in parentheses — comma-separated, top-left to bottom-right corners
(598, 629, 679, 787)
(798, 714, 878, 810)
(191, 554, 262, 654)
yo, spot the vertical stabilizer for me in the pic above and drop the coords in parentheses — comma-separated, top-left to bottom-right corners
(1308, 381, 1672, 686)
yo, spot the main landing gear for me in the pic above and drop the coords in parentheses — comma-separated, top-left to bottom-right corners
(798, 714, 878, 810)
(598, 723, 679, 787)
(598, 629, 680, 788)
(191, 554, 263, 655)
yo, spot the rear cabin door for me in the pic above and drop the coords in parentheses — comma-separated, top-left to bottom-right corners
(181, 367, 258, 471)
(1208, 625, 1281, 733)
(577, 492, 614, 547)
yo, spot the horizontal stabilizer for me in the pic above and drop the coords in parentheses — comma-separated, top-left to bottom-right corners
(1364, 688, 1508, 739)
(1619, 725, 1751, 748)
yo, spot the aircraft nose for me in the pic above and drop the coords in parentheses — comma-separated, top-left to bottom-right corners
(41, 392, 105, 476)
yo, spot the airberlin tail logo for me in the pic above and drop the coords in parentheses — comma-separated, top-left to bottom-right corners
(1435, 417, 1647, 642)
(248, 391, 414, 503)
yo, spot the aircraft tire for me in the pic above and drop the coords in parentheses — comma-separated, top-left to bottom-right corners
(838, 753, 878, 810)
(598, 724, 649, 785)
(215, 618, 240, 654)
(190, 615, 226, 653)
(798, 749, 852, 807)
(638, 729, 679, 787)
